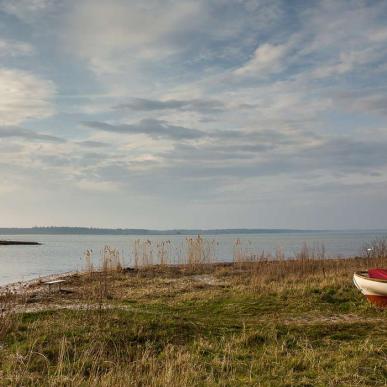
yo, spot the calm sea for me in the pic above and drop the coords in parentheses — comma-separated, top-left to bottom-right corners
(0, 230, 386, 286)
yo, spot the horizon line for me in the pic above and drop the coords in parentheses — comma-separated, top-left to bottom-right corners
(1, 226, 387, 235)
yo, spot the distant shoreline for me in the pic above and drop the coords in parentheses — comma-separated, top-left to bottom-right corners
(0, 226, 384, 236)
(0, 227, 315, 236)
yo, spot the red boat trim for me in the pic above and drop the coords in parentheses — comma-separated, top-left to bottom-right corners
(366, 295, 387, 307)
(368, 268, 387, 280)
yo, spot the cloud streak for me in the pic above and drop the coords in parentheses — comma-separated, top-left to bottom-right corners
(0, 38, 34, 57)
(0, 68, 55, 125)
(82, 119, 205, 140)
(234, 43, 289, 77)
(115, 98, 225, 113)
(0, 126, 65, 142)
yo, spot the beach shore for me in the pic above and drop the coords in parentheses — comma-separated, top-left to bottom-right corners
(0, 271, 78, 295)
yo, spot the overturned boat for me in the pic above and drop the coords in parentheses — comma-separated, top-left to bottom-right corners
(353, 269, 387, 307)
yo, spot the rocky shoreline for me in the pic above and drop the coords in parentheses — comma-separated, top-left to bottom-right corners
(0, 271, 77, 295)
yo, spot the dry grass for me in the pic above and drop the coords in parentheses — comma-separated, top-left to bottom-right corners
(0, 290, 19, 343)
(132, 236, 217, 272)
(1, 237, 387, 386)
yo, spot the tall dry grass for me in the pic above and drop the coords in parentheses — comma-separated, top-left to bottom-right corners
(116, 236, 387, 286)
(186, 235, 217, 268)
(83, 245, 123, 274)
(132, 236, 217, 271)
(4, 325, 211, 387)
(81, 246, 123, 302)
(133, 239, 154, 268)
(82, 237, 387, 287)
(361, 237, 387, 260)
(231, 237, 387, 290)
(84, 249, 93, 274)
(0, 289, 18, 341)
(93, 236, 387, 300)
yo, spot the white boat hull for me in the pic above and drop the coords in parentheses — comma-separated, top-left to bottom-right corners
(353, 271, 387, 307)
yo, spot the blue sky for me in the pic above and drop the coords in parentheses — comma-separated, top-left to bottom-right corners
(1, 0, 387, 229)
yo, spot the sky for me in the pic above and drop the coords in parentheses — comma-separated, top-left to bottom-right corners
(1, 0, 387, 229)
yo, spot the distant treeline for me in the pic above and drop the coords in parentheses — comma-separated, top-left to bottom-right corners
(0, 227, 311, 236)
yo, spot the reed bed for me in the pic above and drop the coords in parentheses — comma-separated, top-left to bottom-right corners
(79, 246, 124, 302)
(132, 236, 217, 271)
(129, 236, 387, 285)
(231, 238, 387, 291)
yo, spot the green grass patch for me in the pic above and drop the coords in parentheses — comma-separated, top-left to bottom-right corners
(1, 270, 387, 386)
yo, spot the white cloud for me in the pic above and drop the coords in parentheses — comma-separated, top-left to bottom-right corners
(0, 0, 54, 21)
(0, 38, 34, 56)
(0, 68, 55, 125)
(336, 91, 387, 116)
(311, 49, 381, 79)
(233, 43, 288, 77)
(369, 27, 387, 43)
(66, 0, 201, 75)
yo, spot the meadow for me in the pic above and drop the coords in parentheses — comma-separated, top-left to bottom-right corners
(0, 238, 386, 386)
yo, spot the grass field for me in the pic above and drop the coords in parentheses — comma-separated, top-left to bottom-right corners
(1, 241, 387, 386)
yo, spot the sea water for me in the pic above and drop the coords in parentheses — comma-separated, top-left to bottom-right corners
(0, 230, 386, 286)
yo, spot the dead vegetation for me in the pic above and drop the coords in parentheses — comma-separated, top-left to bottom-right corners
(0, 237, 387, 386)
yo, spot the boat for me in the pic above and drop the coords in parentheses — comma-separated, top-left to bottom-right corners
(353, 269, 387, 307)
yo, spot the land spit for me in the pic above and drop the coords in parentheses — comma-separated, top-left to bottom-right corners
(0, 240, 41, 245)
